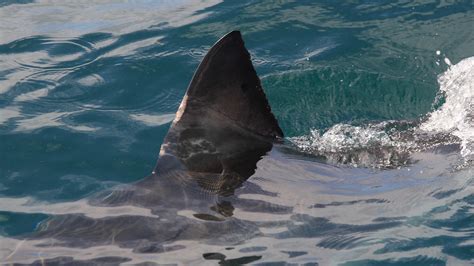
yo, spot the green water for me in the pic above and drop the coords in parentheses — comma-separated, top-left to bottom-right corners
(0, 1, 473, 265)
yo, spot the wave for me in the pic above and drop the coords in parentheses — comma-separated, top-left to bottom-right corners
(289, 56, 474, 168)
(419, 56, 474, 161)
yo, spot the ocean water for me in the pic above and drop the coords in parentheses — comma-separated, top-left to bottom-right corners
(0, 0, 473, 265)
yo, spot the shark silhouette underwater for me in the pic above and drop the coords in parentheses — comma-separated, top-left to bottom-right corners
(4, 31, 463, 265)
(8, 31, 287, 262)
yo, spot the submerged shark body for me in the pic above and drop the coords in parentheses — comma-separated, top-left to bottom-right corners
(3, 32, 469, 265)
(23, 31, 284, 253)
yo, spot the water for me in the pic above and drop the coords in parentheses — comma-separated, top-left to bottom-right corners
(0, 0, 473, 265)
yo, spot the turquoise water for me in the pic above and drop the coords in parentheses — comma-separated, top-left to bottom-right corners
(0, 1, 473, 265)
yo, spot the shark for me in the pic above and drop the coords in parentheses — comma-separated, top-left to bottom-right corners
(6, 31, 286, 262)
(2, 31, 467, 265)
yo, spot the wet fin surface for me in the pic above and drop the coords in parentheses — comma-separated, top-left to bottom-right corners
(154, 31, 283, 193)
(173, 30, 283, 139)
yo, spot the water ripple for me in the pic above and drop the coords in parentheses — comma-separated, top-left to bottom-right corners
(9, 36, 99, 71)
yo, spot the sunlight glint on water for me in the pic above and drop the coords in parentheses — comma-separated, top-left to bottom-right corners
(0, 0, 473, 265)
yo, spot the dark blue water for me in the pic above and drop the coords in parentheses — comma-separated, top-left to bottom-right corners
(0, 1, 473, 265)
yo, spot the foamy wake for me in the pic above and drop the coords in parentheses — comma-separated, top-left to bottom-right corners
(290, 56, 474, 168)
(419, 56, 474, 160)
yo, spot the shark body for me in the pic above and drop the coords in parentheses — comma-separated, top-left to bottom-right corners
(26, 31, 284, 254)
(3, 31, 465, 265)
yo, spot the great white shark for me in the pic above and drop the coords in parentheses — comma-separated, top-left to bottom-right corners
(18, 31, 285, 258)
(2, 31, 468, 265)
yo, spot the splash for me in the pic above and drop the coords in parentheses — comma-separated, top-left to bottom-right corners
(419, 56, 474, 161)
(288, 121, 458, 168)
(290, 56, 474, 168)
(289, 122, 408, 168)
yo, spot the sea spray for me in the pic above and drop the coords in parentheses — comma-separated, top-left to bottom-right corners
(290, 56, 474, 167)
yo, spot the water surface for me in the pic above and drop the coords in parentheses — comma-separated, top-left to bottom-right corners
(0, 1, 473, 265)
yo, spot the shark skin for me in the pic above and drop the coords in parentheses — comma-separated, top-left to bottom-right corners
(26, 31, 285, 253)
(155, 30, 283, 195)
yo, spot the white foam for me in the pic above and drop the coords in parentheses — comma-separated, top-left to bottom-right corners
(289, 122, 415, 168)
(290, 56, 474, 166)
(420, 56, 474, 160)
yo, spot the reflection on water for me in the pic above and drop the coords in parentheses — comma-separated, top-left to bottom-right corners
(1, 148, 472, 264)
(0, 0, 473, 265)
(0, 0, 222, 44)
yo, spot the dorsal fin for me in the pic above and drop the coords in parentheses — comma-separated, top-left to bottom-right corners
(155, 31, 283, 186)
(173, 30, 283, 139)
